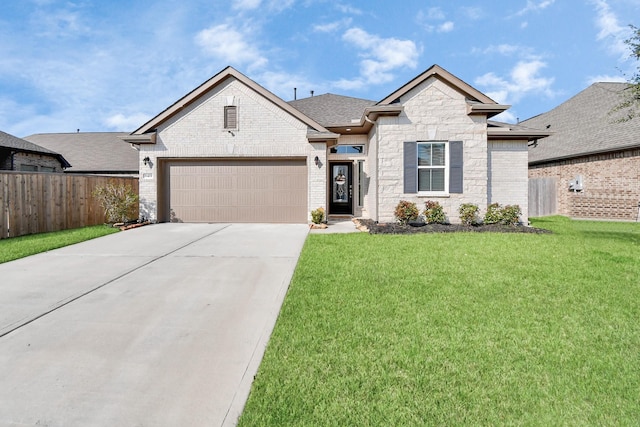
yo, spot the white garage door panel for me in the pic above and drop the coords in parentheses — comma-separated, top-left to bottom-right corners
(167, 159, 307, 223)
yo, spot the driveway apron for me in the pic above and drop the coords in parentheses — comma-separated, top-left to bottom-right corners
(0, 223, 309, 426)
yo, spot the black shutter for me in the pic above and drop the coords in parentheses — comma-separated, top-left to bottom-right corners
(449, 141, 463, 194)
(403, 141, 417, 194)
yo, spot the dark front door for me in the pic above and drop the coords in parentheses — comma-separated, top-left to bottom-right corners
(329, 162, 353, 215)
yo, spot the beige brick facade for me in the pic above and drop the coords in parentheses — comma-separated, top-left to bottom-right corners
(1, 152, 63, 172)
(529, 148, 640, 221)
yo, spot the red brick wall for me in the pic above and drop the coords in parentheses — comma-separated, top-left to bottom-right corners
(529, 148, 640, 221)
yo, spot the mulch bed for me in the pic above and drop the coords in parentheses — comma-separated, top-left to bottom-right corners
(356, 219, 551, 235)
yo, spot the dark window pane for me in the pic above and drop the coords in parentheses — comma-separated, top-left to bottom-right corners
(418, 168, 431, 191)
(431, 169, 445, 191)
(418, 144, 431, 166)
(432, 144, 445, 166)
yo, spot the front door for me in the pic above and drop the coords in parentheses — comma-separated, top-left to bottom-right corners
(329, 162, 353, 215)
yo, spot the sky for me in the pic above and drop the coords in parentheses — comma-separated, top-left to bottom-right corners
(1, 0, 638, 137)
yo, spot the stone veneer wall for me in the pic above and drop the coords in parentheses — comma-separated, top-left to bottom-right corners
(529, 148, 640, 221)
(138, 77, 323, 222)
(488, 140, 529, 222)
(375, 77, 488, 223)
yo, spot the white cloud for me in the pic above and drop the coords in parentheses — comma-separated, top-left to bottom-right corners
(104, 113, 151, 131)
(475, 60, 555, 104)
(313, 18, 352, 33)
(461, 7, 484, 20)
(232, 0, 262, 10)
(515, 0, 556, 16)
(335, 4, 363, 15)
(586, 74, 627, 84)
(591, 0, 629, 58)
(438, 21, 454, 33)
(195, 23, 267, 70)
(418, 8, 455, 33)
(257, 70, 319, 100)
(341, 27, 419, 85)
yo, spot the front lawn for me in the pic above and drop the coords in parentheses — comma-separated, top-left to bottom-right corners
(0, 225, 119, 264)
(239, 217, 640, 426)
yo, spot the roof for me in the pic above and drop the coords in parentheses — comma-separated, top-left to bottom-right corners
(0, 130, 71, 168)
(133, 66, 330, 136)
(288, 94, 376, 127)
(23, 132, 138, 173)
(524, 82, 640, 164)
(487, 120, 551, 141)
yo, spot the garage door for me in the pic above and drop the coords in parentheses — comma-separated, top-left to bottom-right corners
(165, 159, 308, 223)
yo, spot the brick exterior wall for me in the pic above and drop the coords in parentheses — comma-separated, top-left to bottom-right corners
(529, 148, 640, 221)
(138, 77, 323, 222)
(3, 152, 63, 172)
(375, 77, 490, 223)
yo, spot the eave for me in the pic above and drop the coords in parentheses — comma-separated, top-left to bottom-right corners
(488, 129, 551, 141)
(119, 133, 157, 144)
(468, 103, 510, 118)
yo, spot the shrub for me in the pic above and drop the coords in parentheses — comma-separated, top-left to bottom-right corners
(423, 200, 446, 224)
(311, 207, 325, 224)
(484, 203, 522, 225)
(394, 200, 419, 225)
(92, 183, 138, 224)
(484, 203, 503, 225)
(458, 203, 480, 226)
(501, 205, 522, 225)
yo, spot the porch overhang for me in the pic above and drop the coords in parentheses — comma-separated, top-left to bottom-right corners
(307, 130, 340, 147)
(325, 105, 405, 135)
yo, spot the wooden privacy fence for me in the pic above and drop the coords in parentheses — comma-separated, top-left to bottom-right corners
(0, 172, 139, 239)
(529, 177, 557, 217)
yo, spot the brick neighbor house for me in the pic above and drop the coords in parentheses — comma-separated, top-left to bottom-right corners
(525, 82, 640, 221)
(0, 130, 70, 172)
(123, 65, 549, 224)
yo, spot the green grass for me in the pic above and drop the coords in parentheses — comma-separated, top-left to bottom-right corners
(0, 225, 119, 264)
(239, 217, 640, 426)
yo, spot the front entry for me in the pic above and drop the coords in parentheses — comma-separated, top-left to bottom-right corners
(329, 162, 353, 215)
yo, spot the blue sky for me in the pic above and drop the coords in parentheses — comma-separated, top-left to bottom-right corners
(1, 0, 638, 137)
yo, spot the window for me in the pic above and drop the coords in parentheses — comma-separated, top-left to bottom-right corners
(41, 166, 56, 173)
(417, 142, 446, 192)
(224, 106, 237, 129)
(403, 140, 463, 195)
(330, 145, 365, 154)
(19, 165, 38, 172)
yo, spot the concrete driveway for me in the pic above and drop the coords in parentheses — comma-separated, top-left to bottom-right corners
(0, 223, 309, 426)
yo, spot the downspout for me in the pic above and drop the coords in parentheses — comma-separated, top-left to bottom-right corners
(364, 114, 379, 221)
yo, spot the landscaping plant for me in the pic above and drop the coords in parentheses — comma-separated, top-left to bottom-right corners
(423, 200, 446, 224)
(483, 202, 503, 224)
(311, 207, 325, 224)
(92, 183, 138, 224)
(394, 200, 419, 225)
(458, 203, 480, 226)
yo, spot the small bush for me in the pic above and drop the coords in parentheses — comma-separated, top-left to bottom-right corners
(484, 203, 522, 225)
(423, 200, 446, 224)
(92, 183, 138, 224)
(311, 207, 325, 224)
(501, 205, 522, 225)
(394, 200, 419, 225)
(458, 203, 479, 226)
(484, 203, 503, 225)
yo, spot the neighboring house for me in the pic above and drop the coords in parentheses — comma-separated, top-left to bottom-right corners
(0, 130, 70, 172)
(23, 132, 139, 176)
(124, 65, 548, 224)
(525, 82, 640, 221)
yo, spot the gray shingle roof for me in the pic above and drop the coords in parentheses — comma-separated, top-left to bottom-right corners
(524, 82, 640, 164)
(288, 93, 376, 127)
(0, 130, 70, 168)
(23, 132, 138, 173)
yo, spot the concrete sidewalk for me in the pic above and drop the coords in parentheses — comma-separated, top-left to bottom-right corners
(0, 223, 309, 426)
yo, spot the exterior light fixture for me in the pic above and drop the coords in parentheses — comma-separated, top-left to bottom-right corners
(143, 156, 151, 166)
(314, 156, 320, 167)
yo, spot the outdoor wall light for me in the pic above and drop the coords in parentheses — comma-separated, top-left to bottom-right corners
(143, 156, 151, 166)
(314, 156, 320, 167)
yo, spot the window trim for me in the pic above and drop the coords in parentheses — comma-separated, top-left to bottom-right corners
(417, 141, 449, 196)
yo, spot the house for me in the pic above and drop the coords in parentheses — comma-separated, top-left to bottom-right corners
(124, 65, 548, 224)
(23, 132, 139, 176)
(525, 82, 640, 221)
(0, 130, 70, 172)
